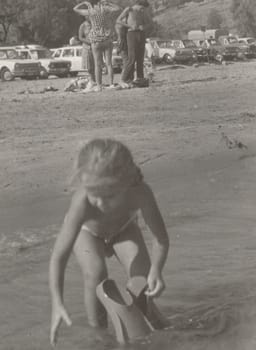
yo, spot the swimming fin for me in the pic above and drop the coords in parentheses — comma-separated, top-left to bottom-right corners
(96, 279, 153, 344)
(126, 276, 170, 330)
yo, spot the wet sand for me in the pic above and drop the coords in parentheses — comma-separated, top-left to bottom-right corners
(1, 61, 256, 349)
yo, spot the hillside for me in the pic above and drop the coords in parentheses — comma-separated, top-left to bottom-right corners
(153, 0, 235, 38)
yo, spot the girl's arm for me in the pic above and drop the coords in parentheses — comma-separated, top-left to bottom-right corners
(116, 7, 131, 29)
(138, 182, 170, 296)
(49, 189, 87, 345)
(73, 1, 91, 16)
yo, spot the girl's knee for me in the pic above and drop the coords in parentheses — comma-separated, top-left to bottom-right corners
(85, 269, 107, 289)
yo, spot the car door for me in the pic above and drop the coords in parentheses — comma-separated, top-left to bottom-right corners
(61, 47, 81, 72)
(75, 48, 84, 71)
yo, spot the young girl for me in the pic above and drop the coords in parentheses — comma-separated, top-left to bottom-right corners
(49, 138, 169, 346)
(74, 0, 120, 91)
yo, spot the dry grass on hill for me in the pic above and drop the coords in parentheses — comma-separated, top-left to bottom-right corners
(154, 0, 235, 38)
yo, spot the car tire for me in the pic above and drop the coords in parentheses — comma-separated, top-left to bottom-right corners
(163, 54, 173, 65)
(1, 68, 14, 81)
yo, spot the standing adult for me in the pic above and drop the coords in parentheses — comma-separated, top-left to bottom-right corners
(116, 0, 151, 88)
(78, 19, 96, 91)
(115, 23, 134, 82)
(74, 0, 120, 92)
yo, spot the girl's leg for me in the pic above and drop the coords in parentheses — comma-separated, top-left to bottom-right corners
(91, 42, 103, 88)
(104, 40, 114, 86)
(73, 231, 108, 327)
(112, 223, 151, 278)
(113, 224, 168, 329)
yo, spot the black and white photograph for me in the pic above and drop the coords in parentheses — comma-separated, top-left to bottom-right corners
(0, 0, 256, 349)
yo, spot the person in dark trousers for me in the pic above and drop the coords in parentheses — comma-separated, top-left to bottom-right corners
(115, 23, 134, 81)
(116, 0, 151, 88)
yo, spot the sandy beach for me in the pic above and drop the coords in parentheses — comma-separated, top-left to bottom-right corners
(1, 60, 256, 350)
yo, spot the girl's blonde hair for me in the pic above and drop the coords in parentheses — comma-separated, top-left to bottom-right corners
(71, 138, 143, 192)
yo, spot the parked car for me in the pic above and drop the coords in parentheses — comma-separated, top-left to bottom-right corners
(0, 47, 43, 81)
(238, 37, 256, 57)
(51, 44, 123, 76)
(15, 45, 71, 78)
(237, 37, 256, 45)
(198, 37, 247, 62)
(218, 35, 255, 59)
(145, 38, 197, 65)
(172, 39, 208, 62)
(188, 29, 255, 61)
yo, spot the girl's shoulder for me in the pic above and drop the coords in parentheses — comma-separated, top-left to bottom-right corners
(70, 186, 91, 212)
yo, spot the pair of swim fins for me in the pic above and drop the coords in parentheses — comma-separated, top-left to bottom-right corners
(96, 276, 168, 344)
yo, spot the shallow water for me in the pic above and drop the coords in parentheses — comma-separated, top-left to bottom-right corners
(1, 151, 256, 349)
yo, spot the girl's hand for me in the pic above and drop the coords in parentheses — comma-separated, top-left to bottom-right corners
(145, 269, 165, 298)
(50, 304, 72, 346)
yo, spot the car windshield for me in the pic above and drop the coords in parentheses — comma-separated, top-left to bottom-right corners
(0, 49, 19, 59)
(30, 49, 52, 59)
(183, 40, 196, 48)
(157, 41, 173, 48)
